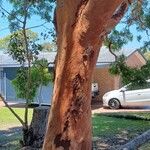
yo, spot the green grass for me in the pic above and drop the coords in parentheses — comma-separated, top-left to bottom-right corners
(0, 107, 33, 130)
(0, 107, 33, 149)
(92, 114, 150, 137)
(139, 143, 150, 150)
(0, 131, 22, 150)
(102, 112, 150, 120)
(0, 108, 150, 149)
(92, 113, 150, 150)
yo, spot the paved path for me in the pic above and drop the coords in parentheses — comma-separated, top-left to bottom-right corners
(0, 101, 5, 107)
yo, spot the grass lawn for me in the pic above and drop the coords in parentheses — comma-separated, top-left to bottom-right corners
(92, 113, 150, 149)
(0, 107, 33, 150)
(0, 107, 150, 149)
(0, 107, 33, 130)
(92, 115, 150, 137)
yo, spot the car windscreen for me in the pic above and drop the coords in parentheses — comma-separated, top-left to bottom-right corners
(126, 82, 150, 91)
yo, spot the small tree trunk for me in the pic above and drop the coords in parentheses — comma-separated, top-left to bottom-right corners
(43, 0, 129, 150)
(22, 106, 49, 148)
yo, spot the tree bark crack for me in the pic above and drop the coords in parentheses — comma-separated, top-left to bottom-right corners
(54, 133, 71, 150)
(72, 0, 89, 27)
(100, 1, 129, 39)
(112, 1, 128, 21)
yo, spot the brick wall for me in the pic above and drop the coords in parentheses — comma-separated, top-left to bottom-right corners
(92, 67, 120, 101)
(92, 51, 146, 102)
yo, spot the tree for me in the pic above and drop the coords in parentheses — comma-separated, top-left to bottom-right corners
(43, 0, 150, 149)
(0, 0, 55, 148)
(41, 42, 57, 52)
(109, 55, 150, 88)
(0, 30, 38, 50)
(144, 51, 150, 60)
(11, 58, 52, 147)
(43, 0, 131, 149)
(1, 0, 149, 149)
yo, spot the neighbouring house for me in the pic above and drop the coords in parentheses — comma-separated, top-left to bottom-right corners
(0, 48, 146, 104)
(0, 51, 55, 104)
(93, 48, 147, 101)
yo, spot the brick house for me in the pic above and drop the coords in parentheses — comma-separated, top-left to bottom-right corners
(92, 48, 147, 101)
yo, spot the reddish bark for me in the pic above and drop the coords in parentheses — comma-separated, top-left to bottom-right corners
(43, 0, 129, 150)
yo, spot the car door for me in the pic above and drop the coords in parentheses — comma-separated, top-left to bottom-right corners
(137, 82, 150, 105)
(124, 89, 142, 105)
(124, 83, 150, 106)
(138, 88, 150, 105)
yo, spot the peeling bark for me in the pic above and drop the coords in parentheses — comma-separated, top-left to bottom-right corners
(43, 0, 130, 150)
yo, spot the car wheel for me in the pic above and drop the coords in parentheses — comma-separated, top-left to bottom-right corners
(108, 98, 120, 109)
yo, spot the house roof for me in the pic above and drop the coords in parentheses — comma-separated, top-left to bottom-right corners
(0, 51, 56, 68)
(0, 47, 145, 68)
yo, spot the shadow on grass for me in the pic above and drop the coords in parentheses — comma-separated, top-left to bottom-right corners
(0, 126, 22, 150)
(92, 114, 150, 150)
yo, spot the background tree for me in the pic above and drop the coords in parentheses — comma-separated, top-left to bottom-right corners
(0, 0, 55, 148)
(144, 51, 150, 60)
(11, 58, 52, 147)
(41, 42, 57, 52)
(109, 55, 150, 88)
(0, 30, 38, 50)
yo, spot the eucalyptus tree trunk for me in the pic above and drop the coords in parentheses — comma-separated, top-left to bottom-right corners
(43, 0, 129, 149)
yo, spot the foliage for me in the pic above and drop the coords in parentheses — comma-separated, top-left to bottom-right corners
(33, 59, 53, 84)
(104, 0, 150, 53)
(0, 0, 55, 31)
(12, 59, 52, 102)
(0, 0, 55, 146)
(0, 30, 38, 50)
(104, 28, 133, 51)
(7, 31, 42, 64)
(144, 51, 150, 60)
(41, 42, 57, 52)
(109, 55, 150, 87)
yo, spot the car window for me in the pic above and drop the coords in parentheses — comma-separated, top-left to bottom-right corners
(126, 82, 150, 91)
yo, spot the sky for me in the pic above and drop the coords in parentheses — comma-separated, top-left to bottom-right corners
(0, 1, 148, 54)
(0, 1, 54, 45)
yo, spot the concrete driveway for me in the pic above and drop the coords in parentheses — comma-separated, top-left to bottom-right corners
(0, 100, 5, 107)
(1, 100, 150, 114)
(92, 105, 150, 114)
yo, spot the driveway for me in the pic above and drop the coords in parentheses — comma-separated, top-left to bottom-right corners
(0, 101, 25, 108)
(0, 101, 5, 107)
(92, 105, 150, 114)
(1, 100, 150, 114)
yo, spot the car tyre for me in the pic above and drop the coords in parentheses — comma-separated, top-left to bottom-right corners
(108, 98, 121, 109)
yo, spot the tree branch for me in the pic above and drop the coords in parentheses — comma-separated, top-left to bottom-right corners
(26, 22, 47, 30)
(0, 5, 23, 24)
(108, 41, 118, 61)
(22, 0, 30, 128)
(100, 0, 130, 39)
(0, 94, 25, 126)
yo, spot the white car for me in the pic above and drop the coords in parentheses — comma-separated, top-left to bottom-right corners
(103, 81, 150, 109)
